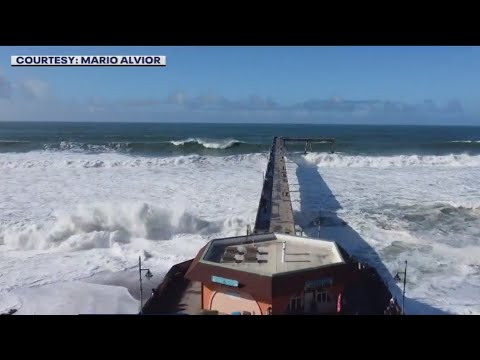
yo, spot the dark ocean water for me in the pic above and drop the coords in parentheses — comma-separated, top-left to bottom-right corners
(1, 122, 480, 156)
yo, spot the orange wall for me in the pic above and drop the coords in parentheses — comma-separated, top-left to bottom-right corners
(202, 282, 344, 315)
(202, 283, 271, 315)
(202, 283, 214, 310)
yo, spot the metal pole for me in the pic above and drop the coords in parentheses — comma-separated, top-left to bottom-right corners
(402, 260, 407, 315)
(139, 256, 143, 314)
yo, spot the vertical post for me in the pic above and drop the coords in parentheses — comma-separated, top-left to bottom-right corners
(282, 241, 286, 263)
(139, 256, 143, 314)
(402, 260, 407, 315)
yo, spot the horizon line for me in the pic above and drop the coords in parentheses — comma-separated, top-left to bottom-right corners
(1, 120, 480, 127)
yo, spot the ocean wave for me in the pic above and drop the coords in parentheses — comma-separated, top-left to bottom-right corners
(0, 138, 251, 154)
(301, 153, 480, 168)
(0, 152, 267, 169)
(43, 141, 131, 153)
(449, 140, 480, 143)
(169, 138, 243, 149)
(2, 152, 479, 169)
(0, 202, 248, 251)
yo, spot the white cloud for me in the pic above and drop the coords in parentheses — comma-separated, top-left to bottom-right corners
(19, 79, 50, 99)
(0, 72, 471, 124)
(167, 91, 186, 106)
(0, 75, 13, 98)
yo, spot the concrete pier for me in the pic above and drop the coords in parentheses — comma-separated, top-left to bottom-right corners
(254, 137, 295, 235)
(141, 135, 401, 315)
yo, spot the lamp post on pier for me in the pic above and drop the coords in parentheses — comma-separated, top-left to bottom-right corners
(394, 260, 407, 315)
(138, 256, 153, 314)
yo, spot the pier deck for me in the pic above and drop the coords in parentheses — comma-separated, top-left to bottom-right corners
(254, 137, 296, 235)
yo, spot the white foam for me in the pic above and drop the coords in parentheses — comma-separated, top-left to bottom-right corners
(42, 141, 131, 153)
(11, 281, 139, 315)
(303, 152, 480, 167)
(0, 151, 264, 314)
(2, 202, 250, 251)
(1, 150, 479, 314)
(286, 156, 480, 314)
(0, 152, 265, 169)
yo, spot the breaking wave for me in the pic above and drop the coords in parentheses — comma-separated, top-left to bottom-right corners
(0, 138, 261, 155)
(169, 138, 243, 149)
(0, 202, 248, 251)
(43, 141, 131, 153)
(0, 152, 267, 169)
(3, 152, 480, 169)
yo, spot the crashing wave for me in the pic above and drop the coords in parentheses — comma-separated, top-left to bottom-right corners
(1, 202, 248, 251)
(170, 138, 243, 149)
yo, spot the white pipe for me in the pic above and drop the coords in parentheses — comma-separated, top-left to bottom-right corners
(282, 241, 286, 263)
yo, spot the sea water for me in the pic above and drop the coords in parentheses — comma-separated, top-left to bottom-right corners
(0, 122, 479, 314)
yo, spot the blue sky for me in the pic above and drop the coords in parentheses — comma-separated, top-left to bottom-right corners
(0, 46, 479, 124)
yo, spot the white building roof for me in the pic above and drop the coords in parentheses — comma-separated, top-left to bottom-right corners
(201, 232, 345, 276)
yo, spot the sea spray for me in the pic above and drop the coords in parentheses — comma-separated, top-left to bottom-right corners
(2, 202, 247, 251)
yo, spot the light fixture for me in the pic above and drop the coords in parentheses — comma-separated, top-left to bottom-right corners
(138, 256, 154, 314)
(392, 261, 407, 315)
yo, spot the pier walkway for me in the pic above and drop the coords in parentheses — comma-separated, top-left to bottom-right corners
(254, 137, 296, 235)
